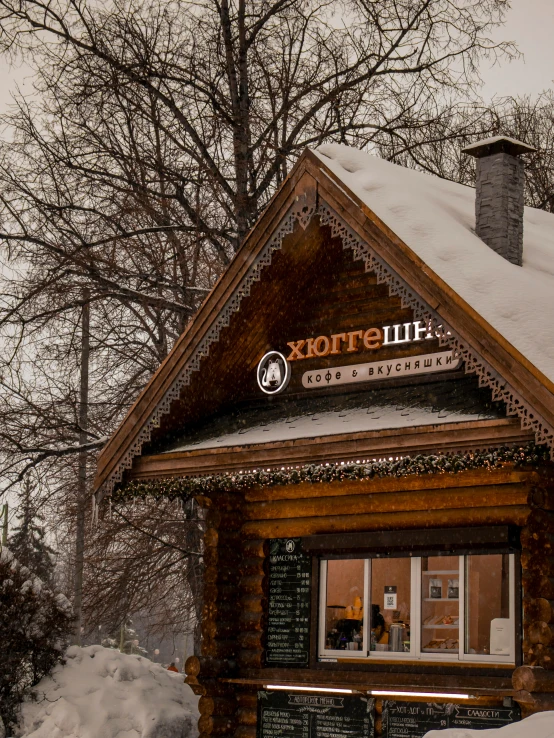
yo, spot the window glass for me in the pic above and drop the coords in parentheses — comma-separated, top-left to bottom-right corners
(421, 555, 460, 656)
(324, 559, 364, 652)
(465, 554, 510, 656)
(370, 558, 411, 653)
(318, 552, 515, 663)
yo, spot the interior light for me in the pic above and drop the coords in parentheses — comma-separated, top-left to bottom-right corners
(370, 690, 471, 700)
(265, 685, 353, 694)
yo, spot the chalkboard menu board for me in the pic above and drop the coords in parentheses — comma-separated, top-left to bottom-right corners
(383, 700, 520, 737)
(258, 690, 374, 738)
(266, 538, 311, 666)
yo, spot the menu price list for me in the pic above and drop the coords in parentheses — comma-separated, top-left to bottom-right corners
(266, 538, 311, 666)
(257, 691, 374, 738)
(382, 700, 520, 737)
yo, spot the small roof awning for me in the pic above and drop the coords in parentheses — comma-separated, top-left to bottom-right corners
(159, 379, 504, 454)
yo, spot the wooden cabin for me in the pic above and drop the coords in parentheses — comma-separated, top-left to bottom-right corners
(95, 138, 554, 738)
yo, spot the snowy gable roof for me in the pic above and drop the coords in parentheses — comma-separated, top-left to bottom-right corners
(314, 144, 554, 386)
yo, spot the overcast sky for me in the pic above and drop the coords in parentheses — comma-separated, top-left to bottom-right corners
(0, 0, 552, 112)
(481, 0, 554, 99)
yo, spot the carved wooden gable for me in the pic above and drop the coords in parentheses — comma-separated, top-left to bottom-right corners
(94, 152, 554, 500)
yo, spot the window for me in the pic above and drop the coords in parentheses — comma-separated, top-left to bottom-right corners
(318, 554, 516, 664)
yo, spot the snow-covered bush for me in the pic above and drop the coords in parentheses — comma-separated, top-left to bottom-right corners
(16, 645, 199, 738)
(0, 547, 72, 731)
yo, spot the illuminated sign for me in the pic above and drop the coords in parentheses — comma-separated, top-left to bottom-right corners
(256, 321, 459, 395)
(286, 320, 436, 361)
(257, 351, 291, 395)
(302, 350, 461, 389)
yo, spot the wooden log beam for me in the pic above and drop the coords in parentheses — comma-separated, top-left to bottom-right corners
(240, 575, 267, 596)
(244, 469, 533, 503)
(199, 715, 236, 735)
(204, 547, 218, 567)
(241, 506, 529, 539)
(199, 697, 237, 717)
(204, 566, 218, 584)
(237, 693, 258, 709)
(237, 708, 257, 726)
(521, 552, 554, 575)
(244, 487, 527, 521)
(185, 656, 235, 678)
(205, 528, 218, 548)
(241, 558, 267, 577)
(239, 632, 263, 650)
(241, 595, 263, 614)
(522, 572, 554, 601)
(202, 620, 240, 641)
(526, 509, 554, 535)
(238, 649, 263, 669)
(185, 676, 206, 696)
(239, 611, 265, 631)
(513, 666, 554, 693)
(201, 639, 238, 659)
(513, 690, 554, 712)
(528, 621, 553, 647)
(523, 597, 554, 625)
(242, 540, 266, 558)
(202, 600, 236, 621)
(526, 644, 554, 669)
(521, 528, 554, 553)
(529, 488, 554, 511)
(234, 727, 256, 738)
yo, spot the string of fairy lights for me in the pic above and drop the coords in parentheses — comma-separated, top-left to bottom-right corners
(111, 443, 549, 504)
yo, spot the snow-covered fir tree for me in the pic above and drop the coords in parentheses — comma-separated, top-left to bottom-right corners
(102, 618, 149, 658)
(8, 478, 56, 585)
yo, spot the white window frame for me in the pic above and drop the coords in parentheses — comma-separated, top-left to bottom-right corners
(458, 553, 516, 664)
(318, 559, 369, 660)
(318, 553, 516, 664)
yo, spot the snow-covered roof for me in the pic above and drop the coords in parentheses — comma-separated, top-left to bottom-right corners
(167, 405, 496, 452)
(163, 381, 503, 453)
(314, 144, 554, 385)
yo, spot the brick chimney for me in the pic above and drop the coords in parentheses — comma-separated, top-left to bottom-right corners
(462, 135, 536, 266)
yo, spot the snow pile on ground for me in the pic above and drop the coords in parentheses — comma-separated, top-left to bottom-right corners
(315, 144, 554, 384)
(15, 645, 199, 738)
(424, 710, 554, 737)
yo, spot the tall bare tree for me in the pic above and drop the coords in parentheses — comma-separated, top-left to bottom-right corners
(84, 496, 204, 646)
(376, 92, 554, 211)
(0, 0, 514, 636)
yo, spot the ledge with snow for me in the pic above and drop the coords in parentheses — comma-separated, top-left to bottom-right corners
(93, 138, 554, 738)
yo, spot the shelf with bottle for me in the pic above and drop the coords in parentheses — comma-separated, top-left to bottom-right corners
(422, 570, 459, 575)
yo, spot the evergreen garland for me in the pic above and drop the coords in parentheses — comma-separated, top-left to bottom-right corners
(113, 443, 550, 503)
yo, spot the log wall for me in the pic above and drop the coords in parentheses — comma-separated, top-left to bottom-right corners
(185, 465, 554, 736)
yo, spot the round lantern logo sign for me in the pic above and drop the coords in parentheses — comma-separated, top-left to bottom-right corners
(257, 351, 291, 395)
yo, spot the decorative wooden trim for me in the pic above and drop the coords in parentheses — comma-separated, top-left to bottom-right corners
(316, 200, 554, 455)
(97, 204, 303, 498)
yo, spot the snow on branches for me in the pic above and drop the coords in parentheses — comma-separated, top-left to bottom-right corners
(0, 547, 72, 731)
